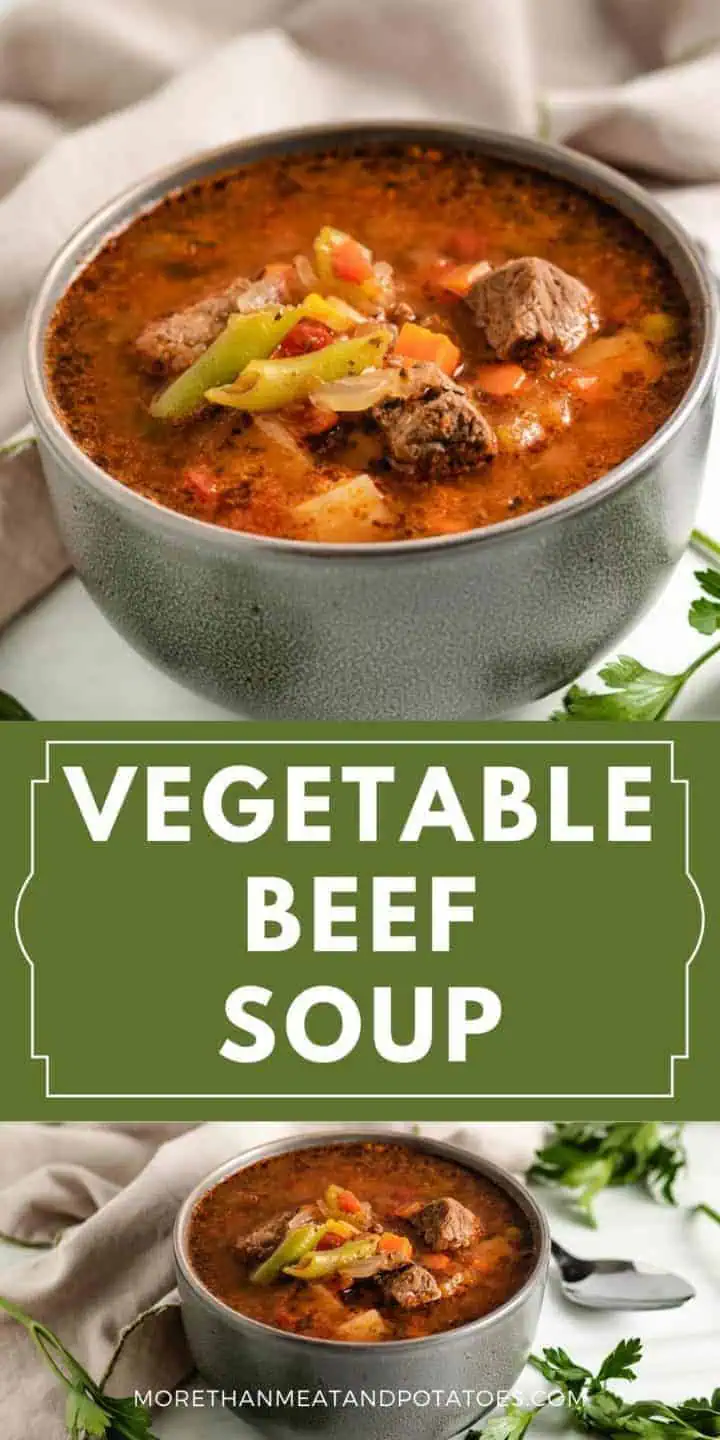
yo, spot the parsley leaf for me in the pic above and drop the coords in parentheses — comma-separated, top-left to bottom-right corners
(594, 1338, 643, 1386)
(689, 569, 720, 634)
(528, 1123, 686, 1227)
(0, 687, 33, 721)
(0, 1296, 158, 1439)
(553, 659, 688, 721)
(482, 1400, 543, 1440)
(478, 1337, 720, 1440)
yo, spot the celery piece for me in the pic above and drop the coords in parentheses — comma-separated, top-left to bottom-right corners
(150, 306, 300, 420)
(284, 1237, 378, 1280)
(205, 327, 393, 412)
(250, 1223, 321, 1286)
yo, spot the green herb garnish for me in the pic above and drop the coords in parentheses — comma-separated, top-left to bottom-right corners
(480, 1337, 720, 1440)
(0, 1297, 157, 1439)
(528, 1122, 686, 1227)
(695, 1202, 720, 1226)
(0, 687, 33, 720)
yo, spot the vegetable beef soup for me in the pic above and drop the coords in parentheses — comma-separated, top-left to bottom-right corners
(187, 1143, 535, 1342)
(47, 143, 694, 543)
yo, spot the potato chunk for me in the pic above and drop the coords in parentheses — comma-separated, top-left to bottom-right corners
(336, 1309, 390, 1341)
(295, 474, 391, 542)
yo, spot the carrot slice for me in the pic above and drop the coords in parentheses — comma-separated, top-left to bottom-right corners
(378, 1233, 413, 1259)
(418, 1252, 453, 1272)
(440, 261, 491, 297)
(475, 363, 527, 396)
(395, 322, 460, 375)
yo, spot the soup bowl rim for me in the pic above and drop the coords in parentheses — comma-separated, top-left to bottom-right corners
(25, 120, 720, 559)
(173, 1128, 551, 1353)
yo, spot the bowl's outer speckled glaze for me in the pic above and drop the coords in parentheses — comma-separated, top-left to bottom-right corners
(26, 125, 719, 720)
(174, 1132, 550, 1440)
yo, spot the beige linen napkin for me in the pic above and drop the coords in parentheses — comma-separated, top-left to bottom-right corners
(0, 1120, 544, 1438)
(0, 0, 720, 630)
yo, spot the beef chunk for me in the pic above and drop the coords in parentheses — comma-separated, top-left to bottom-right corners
(381, 1263, 442, 1309)
(373, 362, 496, 476)
(234, 1206, 316, 1265)
(135, 277, 251, 374)
(412, 1197, 477, 1251)
(234, 1211, 292, 1264)
(467, 257, 597, 358)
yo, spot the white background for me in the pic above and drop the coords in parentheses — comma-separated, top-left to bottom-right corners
(0, 1123, 718, 1437)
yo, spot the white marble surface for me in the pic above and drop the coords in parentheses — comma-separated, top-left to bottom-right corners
(1, 1124, 719, 1437)
(0, 409, 718, 722)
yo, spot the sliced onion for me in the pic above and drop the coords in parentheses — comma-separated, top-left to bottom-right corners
(311, 368, 403, 412)
(293, 253, 320, 292)
(337, 1256, 393, 1280)
(253, 415, 310, 464)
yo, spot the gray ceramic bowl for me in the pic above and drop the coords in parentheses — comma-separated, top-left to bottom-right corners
(25, 123, 719, 719)
(174, 1131, 550, 1440)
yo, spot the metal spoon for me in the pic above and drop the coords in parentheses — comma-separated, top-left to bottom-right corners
(552, 1239, 696, 1311)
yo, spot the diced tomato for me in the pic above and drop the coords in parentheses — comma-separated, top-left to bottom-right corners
(316, 1232, 346, 1250)
(331, 236, 374, 284)
(440, 261, 491, 297)
(182, 464, 221, 507)
(475, 363, 527, 396)
(395, 321, 461, 375)
(274, 318, 334, 358)
(336, 1188, 364, 1215)
(448, 227, 487, 261)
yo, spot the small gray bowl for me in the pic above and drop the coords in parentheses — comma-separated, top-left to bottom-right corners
(25, 123, 720, 719)
(174, 1131, 550, 1440)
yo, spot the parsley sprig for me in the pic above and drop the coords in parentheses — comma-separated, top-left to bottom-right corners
(554, 553, 720, 720)
(481, 1337, 720, 1440)
(695, 1202, 720, 1226)
(0, 687, 33, 720)
(528, 1123, 686, 1227)
(0, 1296, 157, 1439)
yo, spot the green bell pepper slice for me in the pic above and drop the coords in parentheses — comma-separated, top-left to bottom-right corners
(283, 1236, 378, 1280)
(205, 327, 393, 412)
(250, 1223, 322, 1286)
(150, 306, 301, 420)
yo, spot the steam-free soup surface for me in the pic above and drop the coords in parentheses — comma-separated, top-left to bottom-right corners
(47, 143, 693, 542)
(187, 1142, 535, 1341)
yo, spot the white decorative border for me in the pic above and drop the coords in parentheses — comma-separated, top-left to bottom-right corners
(14, 739, 703, 1101)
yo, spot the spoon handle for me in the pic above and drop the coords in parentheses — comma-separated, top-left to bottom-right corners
(551, 1239, 594, 1282)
